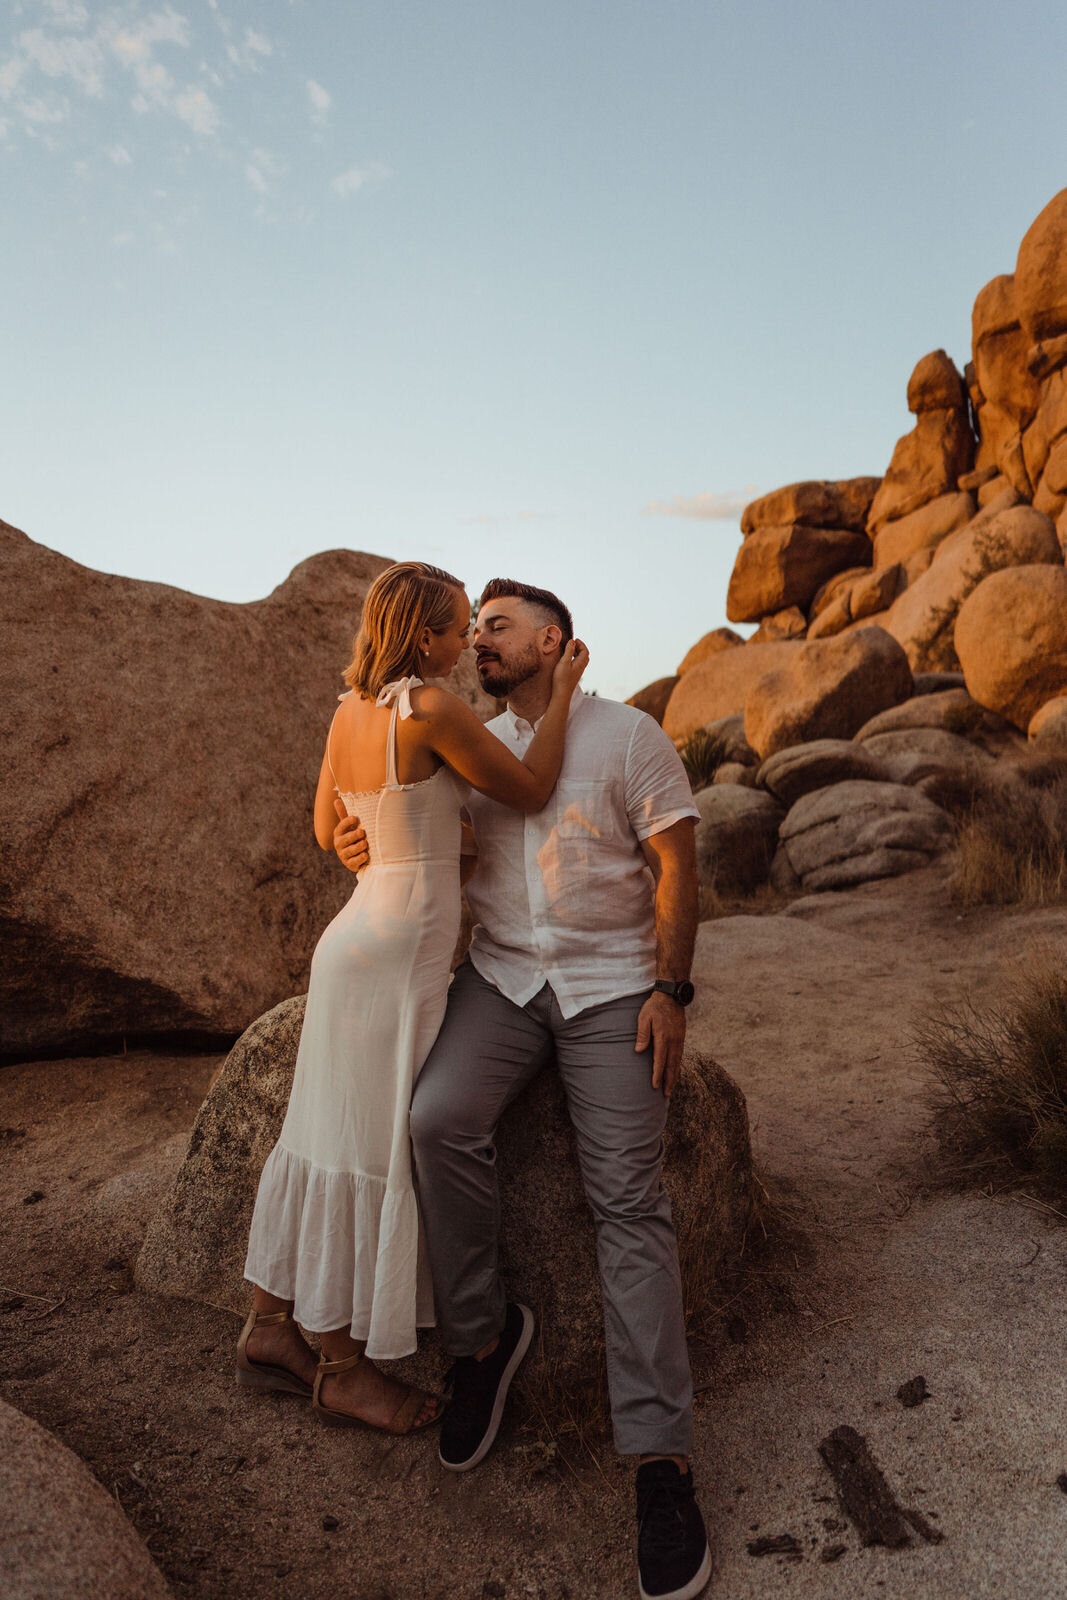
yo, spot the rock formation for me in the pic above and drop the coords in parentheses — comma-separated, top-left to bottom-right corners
(0, 1398, 172, 1599)
(743, 627, 913, 759)
(692, 786, 783, 894)
(0, 523, 493, 1060)
(650, 189, 1067, 896)
(776, 780, 953, 892)
(136, 994, 754, 1407)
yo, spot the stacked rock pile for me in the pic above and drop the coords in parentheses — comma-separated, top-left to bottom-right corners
(630, 189, 1067, 897)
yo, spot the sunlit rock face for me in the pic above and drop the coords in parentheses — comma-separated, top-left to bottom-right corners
(0, 523, 492, 1059)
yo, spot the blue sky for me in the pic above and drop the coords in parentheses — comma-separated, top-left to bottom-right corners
(3, 0, 1065, 699)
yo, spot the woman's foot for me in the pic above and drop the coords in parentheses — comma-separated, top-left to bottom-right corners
(243, 1317, 319, 1389)
(318, 1357, 441, 1431)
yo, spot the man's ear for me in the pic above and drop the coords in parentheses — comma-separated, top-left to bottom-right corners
(540, 624, 562, 657)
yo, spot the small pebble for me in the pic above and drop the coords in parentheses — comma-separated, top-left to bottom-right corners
(821, 1544, 847, 1563)
(321, 1514, 340, 1531)
(1056, 1474, 1067, 1494)
(22, 1191, 45, 1206)
(897, 1375, 929, 1408)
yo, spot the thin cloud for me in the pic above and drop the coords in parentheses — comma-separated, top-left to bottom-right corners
(330, 160, 390, 196)
(642, 487, 759, 521)
(18, 27, 105, 94)
(173, 84, 219, 135)
(307, 77, 330, 125)
(108, 140, 132, 164)
(226, 27, 272, 72)
(244, 145, 285, 195)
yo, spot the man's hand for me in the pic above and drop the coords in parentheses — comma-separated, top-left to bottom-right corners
(333, 799, 370, 875)
(635, 990, 687, 1097)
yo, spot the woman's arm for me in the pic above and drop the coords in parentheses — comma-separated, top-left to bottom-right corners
(313, 748, 340, 849)
(419, 640, 588, 812)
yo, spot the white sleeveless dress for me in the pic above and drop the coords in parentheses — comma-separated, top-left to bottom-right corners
(244, 677, 467, 1359)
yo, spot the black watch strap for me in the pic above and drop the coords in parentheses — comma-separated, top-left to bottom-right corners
(653, 979, 695, 1007)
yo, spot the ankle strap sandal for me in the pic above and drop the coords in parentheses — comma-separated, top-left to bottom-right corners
(313, 1350, 441, 1435)
(235, 1308, 313, 1398)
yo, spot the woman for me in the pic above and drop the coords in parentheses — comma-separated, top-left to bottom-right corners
(238, 561, 587, 1434)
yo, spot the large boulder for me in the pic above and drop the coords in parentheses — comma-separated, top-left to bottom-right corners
(0, 1399, 172, 1600)
(806, 565, 901, 640)
(726, 523, 872, 623)
(0, 523, 493, 1059)
(756, 739, 892, 809)
(749, 604, 808, 643)
(676, 628, 744, 675)
(1015, 188, 1067, 343)
(692, 784, 783, 894)
(743, 626, 914, 760)
(859, 726, 994, 785)
(854, 687, 1021, 755)
(971, 275, 1040, 427)
(955, 564, 1067, 729)
(810, 564, 873, 618)
(1029, 697, 1067, 748)
(739, 477, 880, 535)
(871, 490, 975, 569)
(867, 356, 975, 533)
(777, 780, 953, 892)
(626, 675, 680, 725)
(136, 994, 754, 1407)
(662, 641, 801, 741)
(701, 713, 760, 767)
(907, 347, 966, 413)
(883, 502, 1062, 671)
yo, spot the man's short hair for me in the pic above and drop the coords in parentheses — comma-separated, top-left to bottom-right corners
(478, 578, 574, 645)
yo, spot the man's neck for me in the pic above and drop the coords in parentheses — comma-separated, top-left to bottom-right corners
(506, 674, 554, 726)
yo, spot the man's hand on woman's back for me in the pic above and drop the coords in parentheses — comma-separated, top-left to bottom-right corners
(333, 799, 370, 874)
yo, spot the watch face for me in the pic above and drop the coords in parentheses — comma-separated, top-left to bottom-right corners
(677, 981, 695, 1006)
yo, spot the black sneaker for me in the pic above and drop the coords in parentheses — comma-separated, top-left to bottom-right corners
(636, 1460, 712, 1600)
(438, 1301, 534, 1472)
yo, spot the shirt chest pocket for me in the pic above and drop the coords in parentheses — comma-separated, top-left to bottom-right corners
(552, 778, 617, 844)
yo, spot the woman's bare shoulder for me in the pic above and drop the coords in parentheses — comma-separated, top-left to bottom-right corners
(409, 683, 472, 722)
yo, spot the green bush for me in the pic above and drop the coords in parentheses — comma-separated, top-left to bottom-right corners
(678, 727, 730, 792)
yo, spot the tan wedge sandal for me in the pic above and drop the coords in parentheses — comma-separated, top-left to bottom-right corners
(236, 1308, 314, 1398)
(313, 1350, 443, 1434)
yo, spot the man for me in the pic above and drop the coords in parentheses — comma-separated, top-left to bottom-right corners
(334, 579, 710, 1600)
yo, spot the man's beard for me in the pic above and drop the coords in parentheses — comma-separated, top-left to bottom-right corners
(476, 642, 542, 699)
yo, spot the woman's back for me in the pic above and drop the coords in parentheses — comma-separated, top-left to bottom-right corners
(327, 677, 467, 869)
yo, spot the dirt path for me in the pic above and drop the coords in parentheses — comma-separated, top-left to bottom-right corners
(3, 867, 1067, 1598)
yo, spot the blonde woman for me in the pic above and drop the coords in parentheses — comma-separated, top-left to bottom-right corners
(239, 562, 587, 1434)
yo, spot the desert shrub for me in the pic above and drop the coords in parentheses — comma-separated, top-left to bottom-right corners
(679, 727, 731, 792)
(946, 755, 1067, 906)
(920, 959, 1067, 1203)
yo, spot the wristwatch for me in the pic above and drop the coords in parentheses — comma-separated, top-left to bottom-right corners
(653, 979, 695, 1007)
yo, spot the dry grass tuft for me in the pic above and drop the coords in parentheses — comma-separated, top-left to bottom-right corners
(920, 957, 1067, 1204)
(678, 727, 731, 792)
(943, 752, 1067, 906)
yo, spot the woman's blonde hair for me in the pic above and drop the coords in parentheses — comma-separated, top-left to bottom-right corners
(344, 561, 465, 699)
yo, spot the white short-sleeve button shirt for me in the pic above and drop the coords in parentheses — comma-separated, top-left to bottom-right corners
(463, 689, 699, 1019)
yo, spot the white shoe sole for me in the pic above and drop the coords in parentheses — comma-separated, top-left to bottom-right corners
(439, 1302, 534, 1473)
(638, 1538, 712, 1600)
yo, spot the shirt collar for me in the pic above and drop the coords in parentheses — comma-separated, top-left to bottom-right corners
(503, 684, 585, 740)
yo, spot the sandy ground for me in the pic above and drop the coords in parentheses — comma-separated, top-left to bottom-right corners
(4, 864, 1067, 1598)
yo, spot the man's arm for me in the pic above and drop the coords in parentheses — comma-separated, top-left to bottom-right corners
(635, 818, 698, 1097)
(333, 799, 370, 875)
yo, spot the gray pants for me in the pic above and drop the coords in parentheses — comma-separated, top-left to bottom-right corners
(409, 961, 694, 1457)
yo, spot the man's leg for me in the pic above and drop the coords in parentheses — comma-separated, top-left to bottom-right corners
(551, 988, 693, 1459)
(410, 962, 553, 1358)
